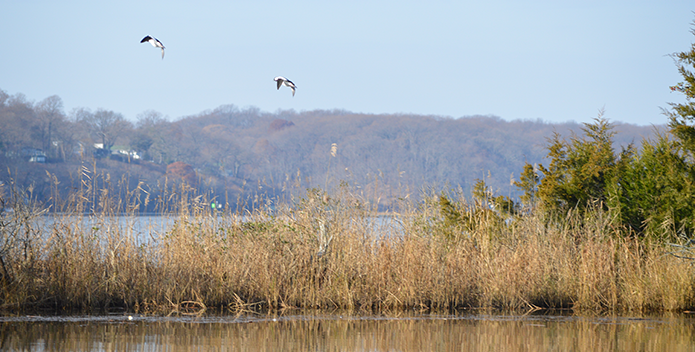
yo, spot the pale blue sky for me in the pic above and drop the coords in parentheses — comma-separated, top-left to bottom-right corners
(1, 1, 693, 125)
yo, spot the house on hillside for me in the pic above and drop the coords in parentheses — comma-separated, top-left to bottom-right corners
(112, 146, 141, 162)
(93, 143, 110, 159)
(22, 148, 46, 163)
(90, 143, 140, 161)
(28, 155, 46, 163)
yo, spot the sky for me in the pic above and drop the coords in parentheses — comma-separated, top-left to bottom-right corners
(1, 1, 693, 126)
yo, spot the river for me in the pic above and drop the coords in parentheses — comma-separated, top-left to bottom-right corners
(1, 311, 694, 351)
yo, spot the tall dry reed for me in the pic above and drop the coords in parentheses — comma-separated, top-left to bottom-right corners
(0, 172, 694, 314)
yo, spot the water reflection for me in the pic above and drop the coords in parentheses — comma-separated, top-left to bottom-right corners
(1, 312, 694, 351)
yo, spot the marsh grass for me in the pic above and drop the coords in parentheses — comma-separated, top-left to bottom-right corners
(0, 171, 694, 315)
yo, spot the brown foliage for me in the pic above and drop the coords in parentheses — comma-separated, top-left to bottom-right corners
(268, 119, 295, 132)
(167, 161, 197, 186)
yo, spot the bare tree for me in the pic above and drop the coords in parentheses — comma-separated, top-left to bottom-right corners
(136, 110, 168, 130)
(0, 89, 8, 106)
(83, 109, 132, 152)
(35, 95, 66, 159)
(135, 110, 171, 163)
(0, 93, 34, 157)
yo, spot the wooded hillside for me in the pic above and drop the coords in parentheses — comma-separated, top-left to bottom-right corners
(0, 88, 663, 211)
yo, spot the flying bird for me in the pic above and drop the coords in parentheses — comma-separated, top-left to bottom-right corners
(140, 35, 165, 59)
(274, 76, 297, 97)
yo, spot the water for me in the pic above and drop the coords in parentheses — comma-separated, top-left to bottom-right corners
(35, 214, 400, 244)
(1, 312, 694, 351)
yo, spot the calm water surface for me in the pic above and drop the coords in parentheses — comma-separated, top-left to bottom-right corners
(1, 312, 694, 351)
(37, 214, 400, 243)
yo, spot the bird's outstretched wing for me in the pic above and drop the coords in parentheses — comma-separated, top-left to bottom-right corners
(274, 76, 296, 96)
(141, 35, 165, 59)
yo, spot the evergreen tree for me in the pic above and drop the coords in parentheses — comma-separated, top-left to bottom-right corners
(514, 163, 539, 209)
(666, 22, 695, 154)
(533, 113, 627, 217)
(615, 133, 695, 238)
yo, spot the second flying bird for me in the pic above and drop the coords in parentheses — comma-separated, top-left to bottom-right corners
(141, 35, 165, 59)
(274, 76, 297, 97)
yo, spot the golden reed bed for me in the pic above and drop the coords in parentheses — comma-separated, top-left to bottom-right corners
(0, 181, 693, 315)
